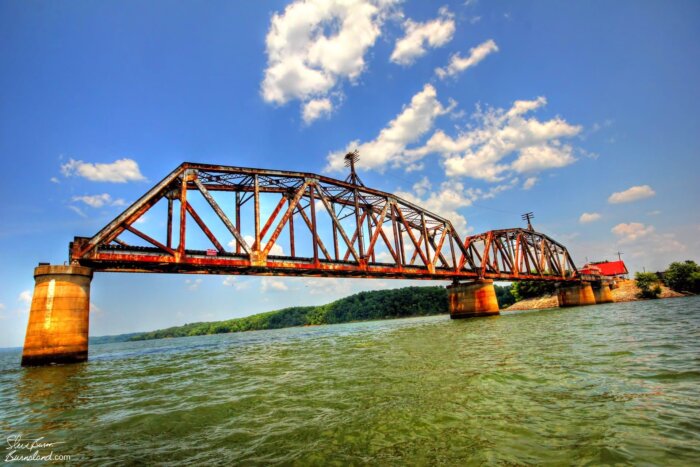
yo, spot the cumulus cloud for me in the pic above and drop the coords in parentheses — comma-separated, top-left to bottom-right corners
(608, 185, 655, 204)
(185, 278, 203, 291)
(522, 177, 537, 190)
(579, 212, 601, 223)
(610, 223, 688, 270)
(612, 222, 655, 243)
(510, 143, 575, 173)
(408, 96, 581, 181)
(18, 290, 32, 309)
(261, 0, 398, 122)
(394, 178, 518, 237)
(412, 176, 432, 196)
(390, 7, 455, 66)
(72, 193, 126, 208)
(302, 98, 333, 124)
(222, 276, 251, 290)
(260, 277, 289, 292)
(61, 158, 145, 183)
(325, 84, 451, 172)
(435, 39, 498, 79)
(396, 181, 477, 236)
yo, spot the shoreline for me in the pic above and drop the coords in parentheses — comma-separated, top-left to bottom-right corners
(505, 279, 687, 311)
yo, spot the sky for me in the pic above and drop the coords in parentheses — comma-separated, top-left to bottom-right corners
(1, 0, 699, 347)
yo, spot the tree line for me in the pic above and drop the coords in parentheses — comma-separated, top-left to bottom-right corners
(116, 261, 700, 343)
(130, 284, 516, 341)
(636, 260, 700, 298)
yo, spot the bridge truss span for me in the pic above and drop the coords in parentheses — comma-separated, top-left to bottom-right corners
(70, 163, 579, 282)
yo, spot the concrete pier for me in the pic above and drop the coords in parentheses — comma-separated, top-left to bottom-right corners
(447, 279, 500, 319)
(557, 281, 596, 308)
(592, 282, 613, 304)
(21, 265, 93, 366)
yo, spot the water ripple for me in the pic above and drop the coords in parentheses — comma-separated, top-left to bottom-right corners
(1, 297, 699, 464)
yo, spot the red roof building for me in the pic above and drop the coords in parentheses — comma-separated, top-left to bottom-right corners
(579, 260, 628, 277)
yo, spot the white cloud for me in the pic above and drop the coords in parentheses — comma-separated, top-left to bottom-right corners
(522, 177, 537, 190)
(435, 39, 498, 79)
(72, 193, 126, 208)
(608, 185, 655, 204)
(61, 158, 145, 183)
(90, 302, 104, 315)
(612, 222, 655, 243)
(412, 176, 432, 196)
(325, 84, 451, 172)
(302, 98, 333, 124)
(68, 205, 87, 218)
(609, 223, 688, 271)
(261, 0, 398, 121)
(511, 143, 575, 173)
(185, 278, 203, 291)
(405, 162, 424, 172)
(390, 7, 455, 66)
(393, 182, 533, 241)
(647, 210, 661, 216)
(579, 212, 601, 223)
(222, 276, 250, 290)
(396, 181, 476, 236)
(409, 97, 581, 181)
(18, 290, 32, 309)
(50, 177, 60, 184)
(260, 277, 289, 292)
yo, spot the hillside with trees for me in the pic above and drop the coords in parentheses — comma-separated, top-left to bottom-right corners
(117, 284, 515, 342)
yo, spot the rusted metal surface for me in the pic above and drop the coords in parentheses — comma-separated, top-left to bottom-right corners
(70, 161, 581, 282)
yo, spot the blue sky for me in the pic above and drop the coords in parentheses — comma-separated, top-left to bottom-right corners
(1, 0, 699, 346)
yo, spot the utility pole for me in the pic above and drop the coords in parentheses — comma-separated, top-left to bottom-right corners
(344, 150, 364, 186)
(521, 212, 534, 231)
(616, 251, 624, 262)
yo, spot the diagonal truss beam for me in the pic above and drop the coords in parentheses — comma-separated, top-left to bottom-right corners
(70, 163, 580, 282)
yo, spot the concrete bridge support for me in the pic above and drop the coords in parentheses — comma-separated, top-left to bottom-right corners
(592, 283, 613, 304)
(21, 265, 93, 366)
(557, 281, 596, 308)
(447, 280, 500, 319)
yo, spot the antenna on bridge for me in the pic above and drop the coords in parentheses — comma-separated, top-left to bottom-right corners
(521, 212, 535, 231)
(344, 150, 364, 186)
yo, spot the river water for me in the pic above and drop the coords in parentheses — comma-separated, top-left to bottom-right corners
(1, 297, 699, 465)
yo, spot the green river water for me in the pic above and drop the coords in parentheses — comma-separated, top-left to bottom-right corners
(1, 297, 699, 465)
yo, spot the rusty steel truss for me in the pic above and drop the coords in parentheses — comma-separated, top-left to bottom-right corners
(70, 162, 579, 282)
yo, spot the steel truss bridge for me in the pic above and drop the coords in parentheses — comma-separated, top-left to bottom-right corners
(70, 161, 580, 283)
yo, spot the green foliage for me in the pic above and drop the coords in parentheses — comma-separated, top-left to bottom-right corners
(664, 260, 700, 293)
(511, 281, 556, 302)
(494, 284, 516, 308)
(635, 272, 662, 299)
(131, 286, 449, 341)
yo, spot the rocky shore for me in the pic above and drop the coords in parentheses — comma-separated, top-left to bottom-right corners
(505, 279, 685, 311)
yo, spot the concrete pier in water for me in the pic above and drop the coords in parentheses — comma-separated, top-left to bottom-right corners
(592, 282, 613, 304)
(557, 281, 596, 307)
(21, 265, 93, 366)
(447, 279, 500, 319)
